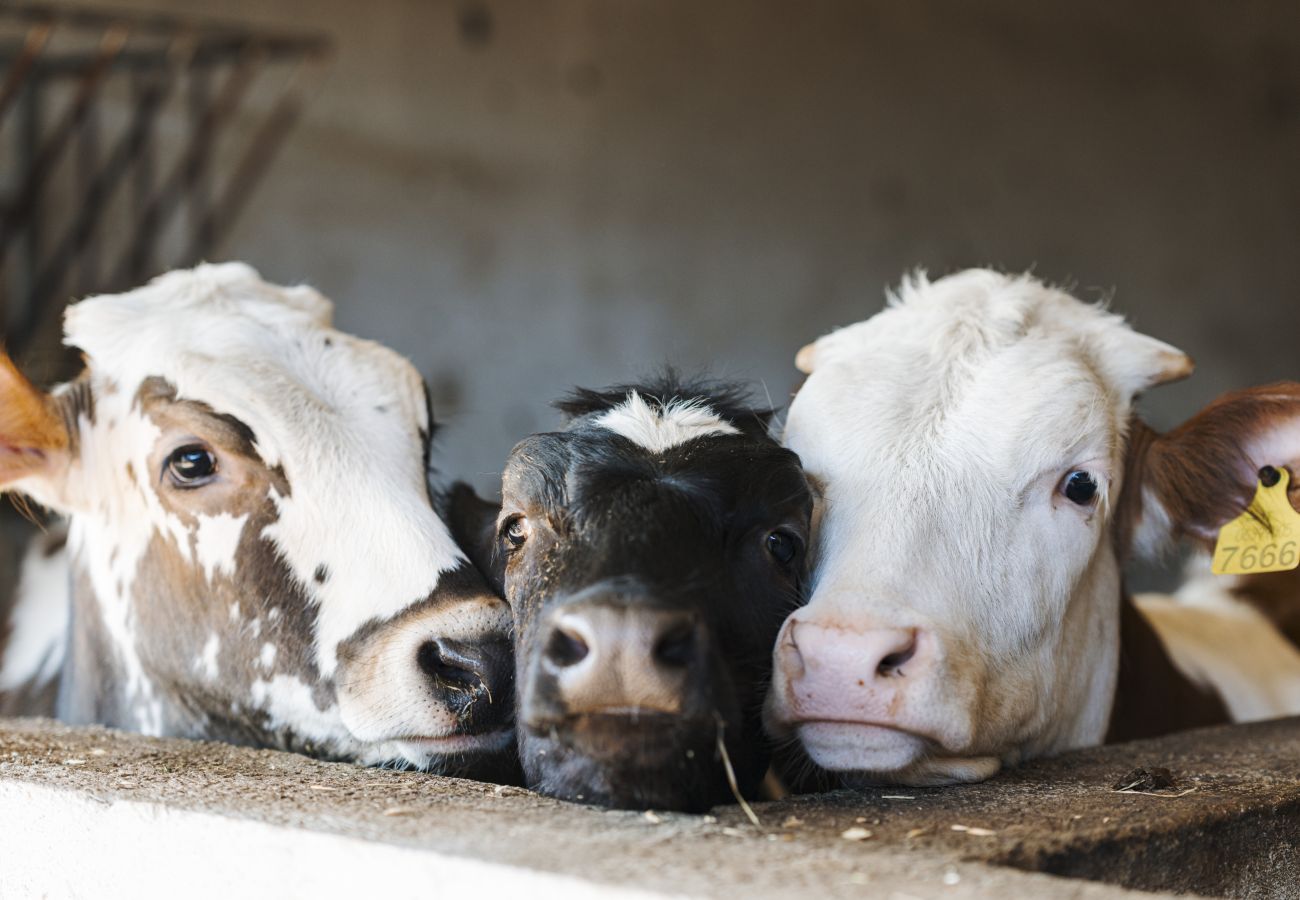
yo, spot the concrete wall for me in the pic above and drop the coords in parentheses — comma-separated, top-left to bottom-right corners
(69, 0, 1300, 507)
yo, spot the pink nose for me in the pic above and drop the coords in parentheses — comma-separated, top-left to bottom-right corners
(777, 620, 925, 721)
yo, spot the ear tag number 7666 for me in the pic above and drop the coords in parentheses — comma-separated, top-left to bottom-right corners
(1212, 466, 1300, 576)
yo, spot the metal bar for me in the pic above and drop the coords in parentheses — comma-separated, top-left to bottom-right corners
(0, 22, 128, 259)
(0, 3, 329, 58)
(111, 44, 262, 286)
(9, 75, 42, 339)
(0, 38, 332, 77)
(130, 68, 153, 241)
(186, 63, 212, 258)
(0, 17, 51, 124)
(14, 34, 196, 353)
(0, 3, 333, 356)
(187, 61, 325, 263)
(17, 77, 168, 346)
(73, 92, 98, 294)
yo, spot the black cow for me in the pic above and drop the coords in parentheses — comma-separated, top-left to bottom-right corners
(450, 377, 813, 810)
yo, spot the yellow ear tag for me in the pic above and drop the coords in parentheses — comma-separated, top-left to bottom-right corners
(1211, 467, 1300, 576)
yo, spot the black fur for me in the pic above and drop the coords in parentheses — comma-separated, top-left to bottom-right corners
(463, 374, 811, 811)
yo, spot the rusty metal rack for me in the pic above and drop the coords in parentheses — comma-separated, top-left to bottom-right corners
(0, 2, 332, 378)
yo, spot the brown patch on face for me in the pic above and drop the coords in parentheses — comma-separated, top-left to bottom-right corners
(59, 377, 321, 745)
(125, 485, 325, 746)
(135, 378, 290, 518)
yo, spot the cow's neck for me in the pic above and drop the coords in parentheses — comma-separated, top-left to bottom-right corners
(57, 565, 142, 729)
(56, 547, 247, 745)
(56, 574, 291, 748)
(1105, 589, 1230, 743)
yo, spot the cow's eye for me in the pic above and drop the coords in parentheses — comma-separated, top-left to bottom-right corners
(1063, 470, 1099, 505)
(501, 515, 530, 549)
(167, 444, 218, 487)
(765, 529, 801, 565)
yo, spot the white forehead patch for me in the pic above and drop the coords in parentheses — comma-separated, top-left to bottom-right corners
(593, 391, 740, 454)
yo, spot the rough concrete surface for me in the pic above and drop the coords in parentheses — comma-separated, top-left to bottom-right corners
(1, 717, 1298, 899)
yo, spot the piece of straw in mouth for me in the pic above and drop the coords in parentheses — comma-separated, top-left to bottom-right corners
(714, 714, 761, 828)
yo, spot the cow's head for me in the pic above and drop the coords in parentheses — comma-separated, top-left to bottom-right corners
(765, 269, 1217, 785)
(0, 263, 515, 777)
(452, 378, 813, 810)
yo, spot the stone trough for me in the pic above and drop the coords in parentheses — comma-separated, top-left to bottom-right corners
(0, 716, 1296, 899)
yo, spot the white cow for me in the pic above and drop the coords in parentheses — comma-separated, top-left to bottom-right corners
(766, 268, 1300, 786)
(0, 263, 515, 778)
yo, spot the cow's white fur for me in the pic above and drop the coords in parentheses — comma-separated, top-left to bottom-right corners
(594, 392, 739, 453)
(0, 533, 70, 693)
(51, 263, 467, 679)
(196, 634, 220, 683)
(1137, 559, 1300, 722)
(195, 513, 248, 583)
(8, 263, 485, 757)
(770, 269, 1190, 784)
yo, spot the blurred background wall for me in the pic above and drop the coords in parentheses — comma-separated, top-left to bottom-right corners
(40, 0, 1300, 518)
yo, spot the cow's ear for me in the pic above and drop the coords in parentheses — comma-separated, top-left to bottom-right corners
(1127, 382, 1300, 558)
(442, 481, 504, 592)
(1100, 330, 1194, 396)
(794, 340, 820, 375)
(0, 352, 71, 492)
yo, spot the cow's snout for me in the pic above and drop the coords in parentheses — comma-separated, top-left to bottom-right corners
(335, 578, 519, 778)
(774, 616, 932, 725)
(539, 603, 704, 717)
(417, 635, 514, 732)
(781, 622, 920, 695)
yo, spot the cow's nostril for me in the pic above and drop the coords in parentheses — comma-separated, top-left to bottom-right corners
(653, 621, 696, 669)
(545, 626, 590, 668)
(417, 640, 479, 690)
(877, 640, 917, 677)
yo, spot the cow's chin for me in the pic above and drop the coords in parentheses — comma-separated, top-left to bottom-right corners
(519, 714, 753, 812)
(385, 730, 523, 783)
(798, 721, 928, 772)
(796, 722, 1001, 787)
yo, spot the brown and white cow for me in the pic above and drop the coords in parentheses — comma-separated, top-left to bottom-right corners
(0, 263, 516, 777)
(766, 268, 1300, 786)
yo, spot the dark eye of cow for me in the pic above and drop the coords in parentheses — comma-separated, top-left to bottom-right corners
(501, 515, 530, 550)
(167, 444, 218, 487)
(1063, 470, 1099, 505)
(765, 529, 801, 566)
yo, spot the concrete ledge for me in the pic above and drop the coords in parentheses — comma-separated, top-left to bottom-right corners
(1, 717, 1297, 899)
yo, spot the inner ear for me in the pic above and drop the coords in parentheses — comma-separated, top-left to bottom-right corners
(0, 354, 73, 490)
(794, 341, 819, 375)
(1127, 382, 1300, 558)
